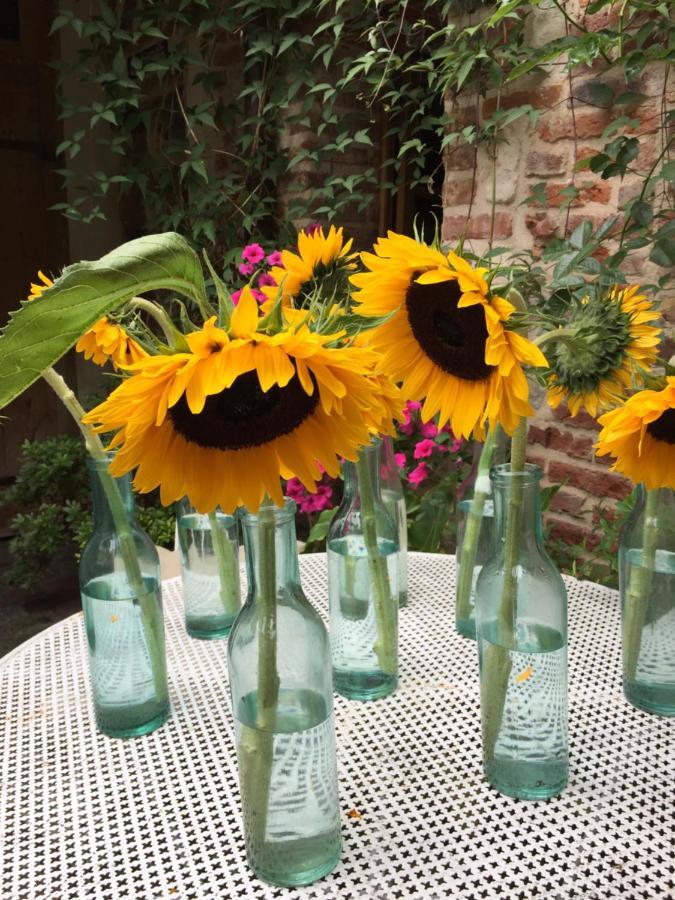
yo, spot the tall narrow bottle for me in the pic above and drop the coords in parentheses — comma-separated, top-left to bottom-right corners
(327, 439, 399, 700)
(475, 463, 568, 800)
(177, 498, 241, 639)
(455, 425, 509, 638)
(228, 499, 341, 886)
(379, 436, 408, 607)
(619, 485, 675, 716)
(80, 457, 170, 738)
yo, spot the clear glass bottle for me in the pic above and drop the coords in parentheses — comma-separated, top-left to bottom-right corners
(379, 436, 408, 607)
(455, 425, 509, 638)
(327, 439, 399, 700)
(475, 463, 568, 800)
(176, 498, 241, 639)
(80, 457, 170, 739)
(228, 499, 341, 887)
(619, 486, 675, 716)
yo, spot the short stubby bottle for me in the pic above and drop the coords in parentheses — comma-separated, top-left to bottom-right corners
(475, 463, 568, 800)
(80, 456, 170, 739)
(327, 438, 399, 701)
(228, 499, 341, 887)
(176, 498, 241, 639)
(619, 485, 675, 716)
(379, 435, 409, 607)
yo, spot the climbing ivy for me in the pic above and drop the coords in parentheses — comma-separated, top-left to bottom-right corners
(52, 0, 674, 284)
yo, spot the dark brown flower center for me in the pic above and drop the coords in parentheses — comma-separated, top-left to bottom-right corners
(646, 408, 675, 446)
(168, 370, 318, 451)
(405, 276, 493, 381)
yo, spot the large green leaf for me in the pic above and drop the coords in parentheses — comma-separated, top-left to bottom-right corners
(0, 232, 205, 410)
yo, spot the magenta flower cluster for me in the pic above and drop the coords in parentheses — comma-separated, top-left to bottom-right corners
(286, 474, 334, 514)
(231, 243, 284, 305)
(397, 401, 462, 488)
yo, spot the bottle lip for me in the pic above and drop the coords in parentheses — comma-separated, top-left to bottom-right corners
(86, 451, 115, 471)
(490, 462, 543, 484)
(240, 497, 297, 524)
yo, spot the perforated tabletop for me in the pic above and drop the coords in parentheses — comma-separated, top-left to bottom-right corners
(1, 553, 673, 899)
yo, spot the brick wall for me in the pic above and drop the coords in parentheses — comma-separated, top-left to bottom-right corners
(442, 0, 674, 546)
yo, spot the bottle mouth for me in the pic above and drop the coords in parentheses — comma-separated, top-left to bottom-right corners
(240, 496, 297, 524)
(490, 462, 543, 485)
(86, 452, 115, 471)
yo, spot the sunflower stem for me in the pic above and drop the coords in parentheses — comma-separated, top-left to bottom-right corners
(208, 511, 240, 616)
(356, 448, 398, 677)
(127, 297, 188, 350)
(455, 424, 500, 631)
(40, 365, 166, 699)
(238, 499, 279, 850)
(481, 415, 528, 765)
(623, 488, 660, 682)
(533, 327, 576, 348)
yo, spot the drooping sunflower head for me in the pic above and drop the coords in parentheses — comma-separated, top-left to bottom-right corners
(596, 377, 675, 490)
(83, 288, 400, 514)
(76, 317, 147, 368)
(27, 269, 146, 369)
(261, 225, 357, 310)
(546, 285, 661, 418)
(350, 231, 548, 438)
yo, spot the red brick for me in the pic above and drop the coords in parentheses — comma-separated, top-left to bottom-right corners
(525, 211, 559, 241)
(550, 488, 587, 517)
(539, 109, 612, 142)
(551, 405, 601, 431)
(442, 212, 512, 241)
(575, 144, 601, 165)
(547, 460, 632, 499)
(528, 424, 594, 460)
(443, 178, 475, 206)
(482, 84, 564, 117)
(526, 150, 567, 176)
(525, 452, 548, 472)
(546, 180, 612, 207)
(444, 143, 476, 171)
(547, 516, 599, 550)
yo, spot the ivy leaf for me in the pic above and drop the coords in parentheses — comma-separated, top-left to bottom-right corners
(0, 233, 205, 411)
(630, 200, 653, 227)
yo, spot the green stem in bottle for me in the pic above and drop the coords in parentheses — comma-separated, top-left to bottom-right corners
(238, 499, 279, 851)
(356, 450, 397, 676)
(456, 424, 500, 626)
(481, 416, 528, 765)
(207, 511, 240, 616)
(623, 488, 660, 681)
(41, 365, 166, 699)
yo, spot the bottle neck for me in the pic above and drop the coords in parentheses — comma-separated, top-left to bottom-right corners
(378, 436, 403, 494)
(492, 465, 544, 552)
(241, 500, 300, 597)
(87, 457, 136, 532)
(343, 440, 384, 504)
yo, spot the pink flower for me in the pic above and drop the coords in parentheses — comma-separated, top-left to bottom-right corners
(450, 438, 463, 453)
(231, 289, 243, 305)
(258, 272, 276, 287)
(394, 452, 406, 469)
(252, 289, 266, 303)
(238, 262, 254, 276)
(408, 462, 429, 487)
(305, 223, 321, 236)
(413, 439, 437, 459)
(242, 243, 265, 264)
(285, 478, 333, 514)
(267, 250, 283, 267)
(398, 418, 415, 436)
(420, 421, 438, 439)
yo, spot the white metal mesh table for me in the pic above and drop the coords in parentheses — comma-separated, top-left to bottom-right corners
(1, 552, 673, 899)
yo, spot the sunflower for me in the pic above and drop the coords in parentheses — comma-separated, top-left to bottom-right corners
(83, 287, 400, 514)
(546, 285, 661, 417)
(75, 317, 147, 368)
(261, 225, 357, 309)
(28, 270, 53, 300)
(596, 377, 675, 490)
(27, 270, 146, 368)
(350, 232, 548, 438)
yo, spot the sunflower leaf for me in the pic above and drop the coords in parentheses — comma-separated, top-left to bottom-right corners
(0, 232, 205, 411)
